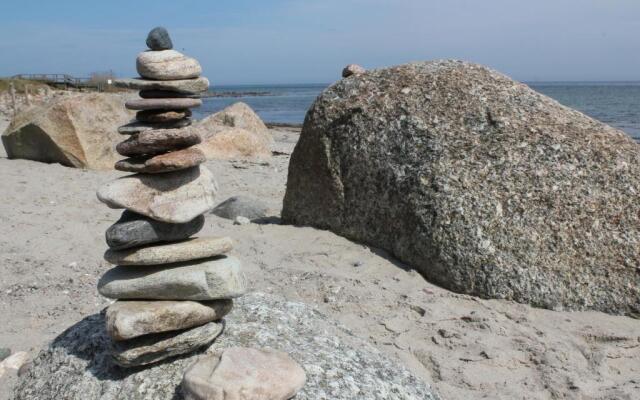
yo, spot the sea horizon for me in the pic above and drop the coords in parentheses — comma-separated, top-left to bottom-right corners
(196, 81, 640, 140)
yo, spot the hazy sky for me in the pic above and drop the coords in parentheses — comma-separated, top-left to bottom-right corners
(0, 0, 638, 84)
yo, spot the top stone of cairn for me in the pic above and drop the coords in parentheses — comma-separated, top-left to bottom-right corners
(146, 26, 173, 50)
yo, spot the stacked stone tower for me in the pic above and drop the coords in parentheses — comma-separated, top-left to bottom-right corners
(96, 27, 246, 367)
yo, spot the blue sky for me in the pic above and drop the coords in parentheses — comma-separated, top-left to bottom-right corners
(0, 0, 638, 84)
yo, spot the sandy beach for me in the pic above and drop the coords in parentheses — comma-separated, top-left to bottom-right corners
(1, 120, 638, 399)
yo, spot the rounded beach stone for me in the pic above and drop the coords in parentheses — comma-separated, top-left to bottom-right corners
(97, 166, 217, 223)
(110, 321, 223, 367)
(115, 147, 207, 174)
(106, 300, 232, 341)
(116, 129, 201, 157)
(113, 77, 210, 94)
(106, 211, 204, 250)
(146, 26, 173, 50)
(136, 109, 191, 123)
(136, 50, 202, 80)
(212, 195, 269, 221)
(183, 347, 306, 400)
(104, 237, 234, 266)
(125, 98, 202, 111)
(97, 255, 247, 301)
(118, 118, 193, 135)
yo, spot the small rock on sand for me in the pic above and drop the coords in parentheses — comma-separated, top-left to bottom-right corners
(212, 195, 269, 221)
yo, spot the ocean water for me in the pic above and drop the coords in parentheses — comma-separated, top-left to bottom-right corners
(194, 82, 640, 140)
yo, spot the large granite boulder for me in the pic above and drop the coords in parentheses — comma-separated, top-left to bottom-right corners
(192, 102, 273, 160)
(1, 93, 133, 169)
(13, 293, 438, 400)
(282, 60, 640, 315)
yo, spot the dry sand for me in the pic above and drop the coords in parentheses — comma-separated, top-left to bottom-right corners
(0, 123, 639, 400)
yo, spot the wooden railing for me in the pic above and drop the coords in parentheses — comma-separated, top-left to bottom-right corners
(10, 74, 104, 90)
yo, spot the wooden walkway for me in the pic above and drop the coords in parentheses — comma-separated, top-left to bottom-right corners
(11, 74, 104, 90)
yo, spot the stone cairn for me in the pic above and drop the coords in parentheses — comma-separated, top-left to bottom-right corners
(96, 27, 246, 368)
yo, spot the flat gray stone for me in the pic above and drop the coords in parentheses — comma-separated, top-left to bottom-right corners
(182, 347, 306, 400)
(115, 147, 206, 174)
(104, 237, 233, 266)
(136, 50, 202, 81)
(97, 166, 217, 223)
(139, 90, 201, 99)
(110, 321, 223, 367)
(115, 129, 201, 157)
(136, 109, 191, 123)
(113, 77, 210, 94)
(212, 195, 269, 221)
(106, 300, 232, 341)
(125, 98, 202, 111)
(98, 256, 247, 300)
(106, 211, 204, 250)
(14, 293, 439, 400)
(118, 119, 192, 135)
(146, 27, 173, 51)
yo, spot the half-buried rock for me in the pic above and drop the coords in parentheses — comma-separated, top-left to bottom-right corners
(116, 129, 201, 157)
(115, 147, 206, 174)
(106, 300, 232, 341)
(136, 50, 202, 80)
(106, 211, 204, 250)
(97, 166, 217, 223)
(182, 347, 306, 400)
(98, 256, 246, 300)
(125, 98, 202, 111)
(136, 109, 191, 123)
(104, 237, 233, 266)
(110, 321, 223, 367)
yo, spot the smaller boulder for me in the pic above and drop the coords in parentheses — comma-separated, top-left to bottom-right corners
(146, 27, 173, 50)
(212, 196, 269, 221)
(342, 64, 365, 78)
(182, 347, 306, 400)
(192, 103, 273, 160)
(2, 93, 133, 169)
